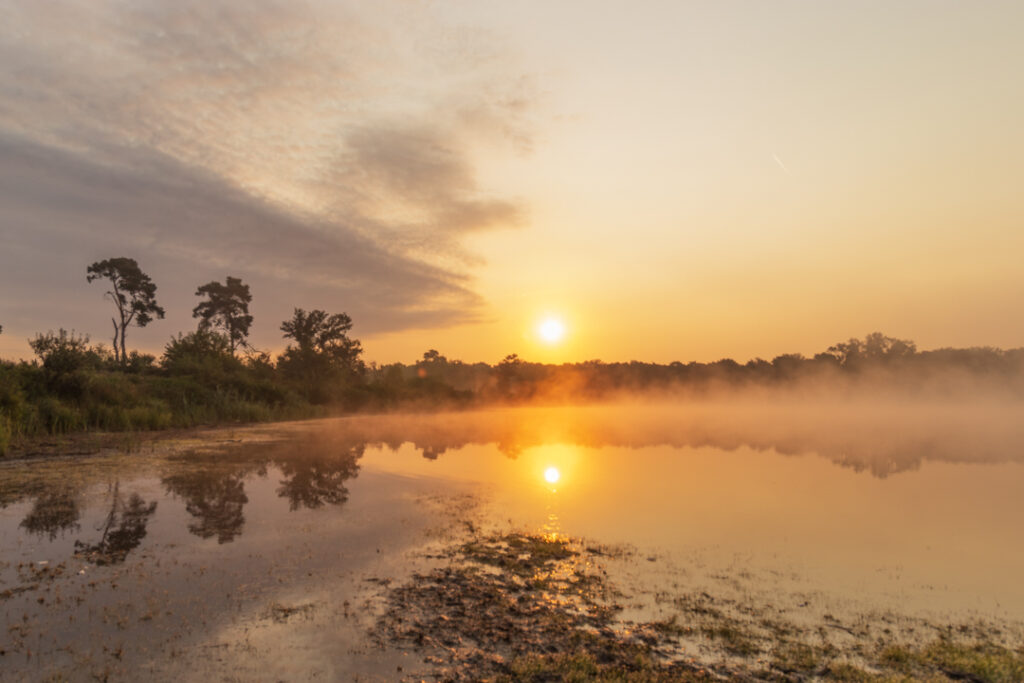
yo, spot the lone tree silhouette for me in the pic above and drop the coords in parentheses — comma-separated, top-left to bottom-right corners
(278, 309, 364, 401)
(280, 309, 362, 369)
(192, 276, 253, 355)
(86, 257, 164, 365)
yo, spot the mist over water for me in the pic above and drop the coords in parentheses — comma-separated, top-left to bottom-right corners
(330, 396, 1024, 477)
(3, 397, 1023, 678)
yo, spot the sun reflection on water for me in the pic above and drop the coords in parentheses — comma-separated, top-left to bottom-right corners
(541, 511, 561, 542)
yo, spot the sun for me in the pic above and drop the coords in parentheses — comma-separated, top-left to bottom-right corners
(538, 317, 566, 344)
(544, 466, 561, 484)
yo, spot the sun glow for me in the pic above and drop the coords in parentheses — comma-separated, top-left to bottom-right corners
(538, 317, 566, 344)
(544, 466, 561, 484)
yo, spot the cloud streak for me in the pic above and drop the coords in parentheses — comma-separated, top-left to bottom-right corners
(0, 0, 533, 354)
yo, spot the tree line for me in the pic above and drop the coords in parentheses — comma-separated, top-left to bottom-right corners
(3, 256, 1024, 454)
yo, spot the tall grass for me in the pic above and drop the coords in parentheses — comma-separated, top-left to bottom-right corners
(0, 354, 318, 454)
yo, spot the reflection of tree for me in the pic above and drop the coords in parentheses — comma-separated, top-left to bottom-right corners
(163, 470, 248, 544)
(417, 443, 447, 461)
(276, 445, 363, 510)
(497, 442, 523, 460)
(74, 482, 157, 565)
(19, 487, 81, 540)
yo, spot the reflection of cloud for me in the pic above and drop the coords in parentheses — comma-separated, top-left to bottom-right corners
(0, 0, 532, 349)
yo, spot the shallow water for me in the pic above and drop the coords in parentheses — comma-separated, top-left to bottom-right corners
(2, 401, 1023, 679)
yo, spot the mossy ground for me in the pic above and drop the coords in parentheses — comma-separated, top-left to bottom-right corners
(375, 532, 1024, 682)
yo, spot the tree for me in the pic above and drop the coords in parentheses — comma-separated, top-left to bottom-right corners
(192, 276, 253, 355)
(496, 353, 522, 398)
(421, 349, 446, 364)
(278, 308, 364, 402)
(825, 332, 917, 368)
(86, 258, 164, 365)
(280, 308, 362, 369)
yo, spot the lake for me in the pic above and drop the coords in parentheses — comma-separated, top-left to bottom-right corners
(2, 402, 1023, 680)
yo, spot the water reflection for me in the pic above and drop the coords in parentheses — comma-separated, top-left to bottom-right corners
(0, 432, 366, 557)
(18, 486, 81, 540)
(73, 481, 157, 565)
(327, 403, 1024, 477)
(276, 444, 363, 510)
(163, 470, 249, 544)
(418, 444, 447, 461)
(160, 434, 365, 539)
(5, 402, 1023, 564)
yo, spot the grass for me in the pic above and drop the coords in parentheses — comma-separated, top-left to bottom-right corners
(0, 365, 321, 457)
(700, 621, 760, 657)
(878, 639, 1024, 682)
(770, 640, 834, 675)
(502, 651, 709, 682)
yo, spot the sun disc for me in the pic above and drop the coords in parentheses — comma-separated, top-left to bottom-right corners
(539, 318, 566, 343)
(544, 466, 561, 484)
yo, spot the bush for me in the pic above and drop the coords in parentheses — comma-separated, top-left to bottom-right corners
(27, 330, 112, 399)
(162, 330, 235, 373)
(0, 415, 11, 456)
(124, 351, 157, 374)
(35, 396, 85, 434)
(29, 330, 101, 374)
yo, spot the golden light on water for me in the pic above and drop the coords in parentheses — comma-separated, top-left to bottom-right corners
(544, 466, 561, 484)
(538, 318, 566, 344)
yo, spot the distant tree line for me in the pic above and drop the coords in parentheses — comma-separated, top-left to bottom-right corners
(369, 334, 1024, 405)
(2, 257, 1024, 454)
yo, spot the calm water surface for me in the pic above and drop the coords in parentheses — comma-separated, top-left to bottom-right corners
(2, 402, 1022, 679)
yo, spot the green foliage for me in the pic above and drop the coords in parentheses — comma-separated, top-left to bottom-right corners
(162, 330, 235, 373)
(6, 323, 1024, 450)
(28, 329, 112, 399)
(160, 331, 294, 416)
(0, 415, 10, 456)
(29, 329, 95, 374)
(192, 276, 253, 354)
(877, 639, 1024, 682)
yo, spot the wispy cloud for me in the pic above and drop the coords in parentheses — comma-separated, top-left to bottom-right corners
(0, 0, 533, 353)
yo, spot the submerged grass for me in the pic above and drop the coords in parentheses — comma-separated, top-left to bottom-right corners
(501, 651, 710, 682)
(879, 639, 1024, 682)
(376, 531, 710, 681)
(376, 530, 1024, 682)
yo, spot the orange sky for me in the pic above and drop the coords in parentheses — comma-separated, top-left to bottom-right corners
(2, 1, 1023, 364)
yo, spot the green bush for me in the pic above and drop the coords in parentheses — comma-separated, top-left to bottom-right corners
(35, 396, 85, 434)
(0, 415, 11, 456)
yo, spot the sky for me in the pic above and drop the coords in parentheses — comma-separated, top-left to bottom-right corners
(1, 0, 1023, 364)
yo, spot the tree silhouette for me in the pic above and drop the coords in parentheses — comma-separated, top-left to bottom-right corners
(86, 257, 164, 365)
(73, 481, 157, 565)
(497, 353, 522, 397)
(825, 332, 917, 368)
(192, 276, 253, 355)
(19, 487, 81, 541)
(278, 308, 364, 401)
(275, 445, 363, 510)
(163, 469, 249, 544)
